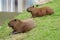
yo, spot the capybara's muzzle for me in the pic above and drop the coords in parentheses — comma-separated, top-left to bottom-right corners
(8, 23, 14, 28)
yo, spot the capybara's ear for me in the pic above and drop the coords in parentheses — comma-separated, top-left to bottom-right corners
(14, 19, 17, 21)
(36, 5, 39, 7)
(32, 6, 34, 8)
(14, 19, 22, 23)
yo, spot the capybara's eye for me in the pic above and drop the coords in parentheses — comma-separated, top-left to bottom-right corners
(14, 19, 17, 21)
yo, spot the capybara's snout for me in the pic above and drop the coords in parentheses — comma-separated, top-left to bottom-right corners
(8, 19, 19, 27)
(8, 22, 14, 28)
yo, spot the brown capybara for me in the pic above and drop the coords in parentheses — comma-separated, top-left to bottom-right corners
(8, 19, 35, 34)
(27, 6, 54, 17)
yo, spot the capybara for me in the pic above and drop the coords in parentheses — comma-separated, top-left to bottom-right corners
(27, 6, 54, 17)
(8, 19, 35, 34)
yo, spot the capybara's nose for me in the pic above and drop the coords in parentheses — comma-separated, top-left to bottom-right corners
(8, 23, 14, 27)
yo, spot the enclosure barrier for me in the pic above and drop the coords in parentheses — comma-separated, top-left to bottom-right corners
(0, 0, 23, 12)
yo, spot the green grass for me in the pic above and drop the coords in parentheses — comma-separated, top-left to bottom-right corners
(0, 0, 60, 40)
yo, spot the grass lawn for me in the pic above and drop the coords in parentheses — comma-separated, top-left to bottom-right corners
(0, 0, 60, 40)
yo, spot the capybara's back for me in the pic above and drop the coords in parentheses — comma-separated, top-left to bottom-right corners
(45, 7, 54, 15)
(22, 19, 36, 32)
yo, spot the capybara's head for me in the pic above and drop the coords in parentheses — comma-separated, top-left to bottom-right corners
(8, 19, 22, 29)
(27, 6, 34, 12)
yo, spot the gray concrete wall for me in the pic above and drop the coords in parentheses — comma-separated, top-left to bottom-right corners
(0, 12, 19, 25)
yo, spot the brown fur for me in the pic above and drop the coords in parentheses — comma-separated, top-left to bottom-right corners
(8, 19, 35, 34)
(27, 6, 54, 17)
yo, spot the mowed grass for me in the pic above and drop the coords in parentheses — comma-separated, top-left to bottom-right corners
(0, 0, 60, 40)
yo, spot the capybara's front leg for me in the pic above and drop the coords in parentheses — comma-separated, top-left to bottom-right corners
(11, 30, 18, 34)
(9, 30, 17, 35)
(12, 30, 17, 34)
(32, 13, 37, 18)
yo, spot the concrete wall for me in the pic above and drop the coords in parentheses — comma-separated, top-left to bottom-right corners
(0, 12, 19, 26)
(0, 0, 23, 12)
